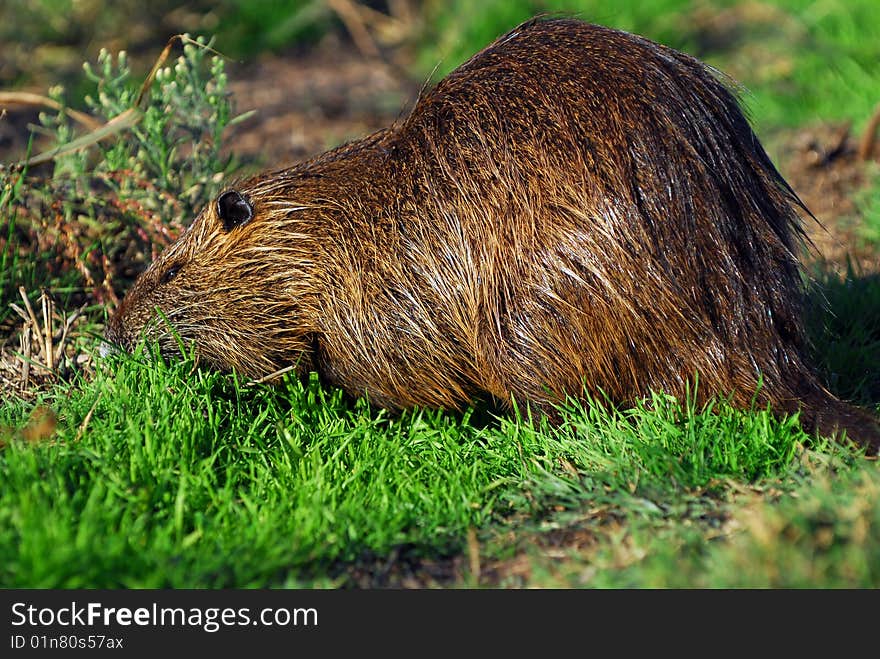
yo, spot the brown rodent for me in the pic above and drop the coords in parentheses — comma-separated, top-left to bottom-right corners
(104, 17, 880, 453)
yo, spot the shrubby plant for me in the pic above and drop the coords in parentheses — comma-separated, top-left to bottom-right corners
(1, 36, 243, 313)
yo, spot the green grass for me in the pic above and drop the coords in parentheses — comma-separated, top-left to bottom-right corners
(4, 345, 861, 588)
(500, 460, 880, 587)
(806, 267, 880, 404)
(2, 1, 880, 589)
(2, 344, 877, 587)
(0, 359, 503, 587)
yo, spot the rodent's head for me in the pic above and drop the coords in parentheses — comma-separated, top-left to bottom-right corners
(103, 185, 323, 379)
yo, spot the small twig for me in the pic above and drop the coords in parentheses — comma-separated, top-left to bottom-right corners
(857, 101, 880, 161)
(19, 327, 30, 387)
(327, 0, 382, 59)
(9, 303, 28, 323)
(74, 393, 102, 443)
(13, 351, 51, 378)
(16, 287, 47, 377)
(246, 364, 298, 386)
(467, 527, 481, 583)
(41, 290, 54, 372)
(0, 91, 103, 131)
(17, 286, 40, 335)
(55, 304, 85, 366)
(11, 288, 78, 385)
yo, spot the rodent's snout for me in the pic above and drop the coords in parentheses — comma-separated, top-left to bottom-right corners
(97, 340, 120, 359)
(100, 314, 130, 357)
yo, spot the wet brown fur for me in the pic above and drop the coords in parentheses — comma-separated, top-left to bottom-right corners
(105, 18, 880, 453)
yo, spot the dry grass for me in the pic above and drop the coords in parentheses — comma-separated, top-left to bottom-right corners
(1, 288, 90, 402)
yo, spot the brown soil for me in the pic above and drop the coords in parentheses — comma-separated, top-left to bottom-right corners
(776, 122, 880, 274)
(222, 38, 420, 171)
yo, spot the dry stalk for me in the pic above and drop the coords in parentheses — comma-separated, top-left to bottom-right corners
(11, 287, 52, 380)
(857, 101, 880, 161)
(42, 290, 53, 371)
(466, 527, 481, 583)
(11, 34, 215, 169)
(0, 91, 103, 131)
(327, 0, 382, 58)
(8, 287, 86, 392)
(18, 324, 31, 387)
(246, 364, 298, 386)
(73, 393, 102, 443)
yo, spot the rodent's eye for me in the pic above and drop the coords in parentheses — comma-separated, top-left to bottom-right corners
(160, 265, 181, 285)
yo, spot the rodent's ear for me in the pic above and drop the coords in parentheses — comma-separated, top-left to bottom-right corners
(217, 190, 254, 232)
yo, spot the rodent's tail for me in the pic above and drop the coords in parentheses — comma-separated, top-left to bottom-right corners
(790, 387, 880, 456)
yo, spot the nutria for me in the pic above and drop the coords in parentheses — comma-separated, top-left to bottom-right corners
(104, 17, 880, 453)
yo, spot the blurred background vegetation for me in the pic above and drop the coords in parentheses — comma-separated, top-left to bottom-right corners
(2, 0, 879, 129)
